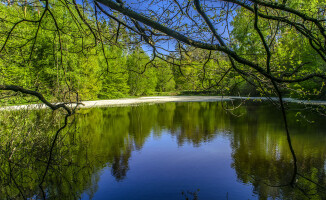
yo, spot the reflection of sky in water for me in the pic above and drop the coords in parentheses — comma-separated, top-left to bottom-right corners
(72, 102, 326, 199)
(2, 102, 326, 199)
(82, 131, 256, 200)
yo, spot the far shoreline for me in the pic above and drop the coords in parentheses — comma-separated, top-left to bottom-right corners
(1, 96, 326, 111)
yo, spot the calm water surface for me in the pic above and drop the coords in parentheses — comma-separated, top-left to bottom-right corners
(1, 101, 326, 199)
(73, 102, 326, 199)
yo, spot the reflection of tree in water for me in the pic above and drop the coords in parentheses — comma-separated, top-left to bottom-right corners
(1, 102, 326, 199)
(0, 102, 225, 199)
(169, 102, 229, 147)
(230, 103, 326, 199)
(0, 109, 92, 199)
(111, 146, 132, 181)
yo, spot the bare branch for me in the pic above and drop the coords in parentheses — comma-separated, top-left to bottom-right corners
(0, 85, 72, 115)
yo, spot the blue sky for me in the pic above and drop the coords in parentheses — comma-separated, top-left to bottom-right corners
(86, 0, 237, 56)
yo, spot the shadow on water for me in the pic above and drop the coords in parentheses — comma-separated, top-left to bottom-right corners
(0, 101, 326, 199)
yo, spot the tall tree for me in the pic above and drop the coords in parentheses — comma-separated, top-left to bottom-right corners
(127, 46, 157, 96)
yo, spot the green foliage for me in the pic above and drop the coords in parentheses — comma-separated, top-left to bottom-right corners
(155, 60, 175, 92)
(2, 0, 326, 104)
(127, 46, 157, 96)
(0, 2, 179, 102)
(231, 1, 326, 98)
(98, 46, 129, 99)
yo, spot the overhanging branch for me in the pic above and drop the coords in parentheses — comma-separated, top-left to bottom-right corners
(0, 85, 72, 115)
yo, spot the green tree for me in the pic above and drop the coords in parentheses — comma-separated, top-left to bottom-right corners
(98, 46, 129, 99)
(155, 59, 175, 92)
(127, 46, 157, 96)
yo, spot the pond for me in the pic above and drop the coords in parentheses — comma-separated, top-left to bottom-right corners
(1, 101, 326, 199)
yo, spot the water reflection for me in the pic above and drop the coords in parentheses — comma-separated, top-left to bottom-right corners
(230, 103, 326, 199)
(1, 102, 326, 199)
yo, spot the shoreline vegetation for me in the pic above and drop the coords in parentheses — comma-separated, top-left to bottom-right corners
(1, 95, 326, 111)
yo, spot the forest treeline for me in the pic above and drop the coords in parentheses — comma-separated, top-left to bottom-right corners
(1, 0, 325, 103)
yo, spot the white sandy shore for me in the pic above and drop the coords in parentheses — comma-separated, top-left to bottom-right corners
(1, 96, 326, 111)
(0, 96, 232, 111)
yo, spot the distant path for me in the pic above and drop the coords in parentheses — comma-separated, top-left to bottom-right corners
(1, 96, 326, 111)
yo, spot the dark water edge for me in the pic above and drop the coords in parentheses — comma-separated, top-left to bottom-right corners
(1, 101, 326, 199)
